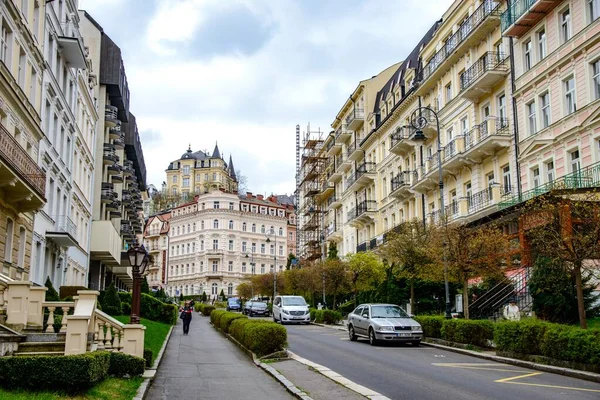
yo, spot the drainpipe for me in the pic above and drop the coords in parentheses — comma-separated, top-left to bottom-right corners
(509, 37, 522, 198)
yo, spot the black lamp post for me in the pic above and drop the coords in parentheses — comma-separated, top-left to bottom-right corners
(127, 244, 149, 324)
(410, 105, 452, 320)
(244, 252, 256, 299)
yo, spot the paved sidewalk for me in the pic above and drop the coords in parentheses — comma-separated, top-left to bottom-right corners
(146, 315, 294, 400)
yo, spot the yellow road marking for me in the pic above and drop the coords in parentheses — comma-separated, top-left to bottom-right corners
(495, 372, 543, 382)
(501, 382, 600, 393)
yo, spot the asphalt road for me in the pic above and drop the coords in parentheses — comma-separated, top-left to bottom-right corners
(285, 324, 600, 400)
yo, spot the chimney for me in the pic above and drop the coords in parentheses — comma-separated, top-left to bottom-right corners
(257, 194, 264, 201)
(246, 192, 252, 198)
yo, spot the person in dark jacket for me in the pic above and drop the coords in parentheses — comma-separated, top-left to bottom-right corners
(180, 301, 193, 334)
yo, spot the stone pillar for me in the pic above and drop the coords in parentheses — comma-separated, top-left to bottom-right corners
(74, 290, 100, 334)
(64, 315, 90, 355)
(5, 281, 31, 330)
(458, 197, 469, 218)
(122, 324, 146, 358)
(27, 286, 48, 328)
(490, 183, 501, 204)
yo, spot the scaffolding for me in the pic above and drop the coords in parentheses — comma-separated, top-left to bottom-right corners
(295, 123, 327, 262)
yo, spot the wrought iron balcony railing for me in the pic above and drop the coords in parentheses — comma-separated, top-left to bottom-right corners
(459, 51, 508, 91)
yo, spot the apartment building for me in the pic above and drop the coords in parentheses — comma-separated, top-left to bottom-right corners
(144, 210, 170, 290)
(165, 144, 238, 198)
(0, 0, 46, 281)
(163, 191, 288, 299)
(80, 12, 147, 291)
(31, 0, 95, 288)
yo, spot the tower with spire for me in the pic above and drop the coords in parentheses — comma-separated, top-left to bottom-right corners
(165, 142, 238, 199)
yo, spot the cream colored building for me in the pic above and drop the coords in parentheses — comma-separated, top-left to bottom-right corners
(144, 210, 170, 290)
(0, 0, 46, 281)
(164, 191, 287, 299)
(165, 144, 238, 198)
(316, 0, 515, 255)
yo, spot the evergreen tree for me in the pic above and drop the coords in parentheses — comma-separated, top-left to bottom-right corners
(102, 282, 122, 316)
(219, 289, 225, 300)
(201, 291, 207, 302)
(140, 277, 150, 294)
(44, 277, 59, 301)
(327, 242, 339, 260)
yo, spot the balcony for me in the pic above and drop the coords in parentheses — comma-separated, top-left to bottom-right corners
(345, 108, 365, 131)
(0, 123, 46, 212)
(464, 117, 511, 162)
(326, 136, 341, 156)
(106, 200, 121, 212)
(346, 162, 376, 193)
(349, 200, 377, 227)
(390, 126, 413, 155)
(347, 140, 363, 162)
(499, 161, 600, 209)
(107, 163, 121, 176)
(113, 133, 125, 150)
(111, 173, 124, 184)
(91, 220, 122, 264)
(46, 216, 78, 247)
(418, 0, 502, 92)
(108, 125, 121, 140)
(328, 194, 342, 209)
(501, 0, 560, 38)
(335, 124, 352, 144)
(101, 183, 116, 203)
(427, 201, 460, 225)
(389, 172, 411, 199)
(103, 144, 117, 165)
(105, 105, 119, 128)
(109, 210, 122, 219)
(145, 229, 160, 238)
(319, 181, 335, 199)
(459, 52, 509, 102)
(57, 22, 86, 69)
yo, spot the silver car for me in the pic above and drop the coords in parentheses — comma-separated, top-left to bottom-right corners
(347, 304, 423, 346)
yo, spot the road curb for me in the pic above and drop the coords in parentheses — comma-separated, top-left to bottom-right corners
(310, 322, 346, 331)
(422, 340, 600, 384)
(134, 324, 175, 400)
(288, 350, 390, 400)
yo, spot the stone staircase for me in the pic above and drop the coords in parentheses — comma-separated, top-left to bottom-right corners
(13, 332, 66, 357)
(0, 324, 25, 356)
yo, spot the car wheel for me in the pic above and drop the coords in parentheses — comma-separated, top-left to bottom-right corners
(249, 311, 253, 317)
(369, 328, 378, 346)
(348, 325, 357, 341)
(412, 340, 421, 347)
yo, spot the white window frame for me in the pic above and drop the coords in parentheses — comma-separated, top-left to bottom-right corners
(561, 8, 571, 43)
(592, 59, 600, 101)
(540, 92, 551, 129)
(564, 76, 576, 115)
(527, 101, 537, 135)
(545, 160, 555, 183)
(538, 29, 546, 60)
(524, 39, 532, 71)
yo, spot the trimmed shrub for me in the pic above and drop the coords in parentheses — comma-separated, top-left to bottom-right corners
(539, 324, 600, 365)
(144, 348, 153, 368)
(102, 283, 122, 316)
(309, 308, 317, 321)
(494, 320, 550, 355)
(441, 319, 494, 348)
(0, 351, 110, 391)
(44, 277, 60, 301)
(194, 302, 203, 312)
(312, 309, 342, 324)
(108, 352, 145, 377)
(210, 309, 227, 326)
(243, 322, 287, 357)
(201, 305, 215, 316)
(414, 316, 445, 339)
(219, 312, 247, 333)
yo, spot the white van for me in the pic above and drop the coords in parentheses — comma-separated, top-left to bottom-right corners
(273, 295, 310, 324)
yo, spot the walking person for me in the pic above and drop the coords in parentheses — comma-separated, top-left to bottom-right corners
(180, 301, 193, 335)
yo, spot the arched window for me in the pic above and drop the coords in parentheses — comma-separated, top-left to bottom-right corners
(187, 224, 190, 233)
(211, 283, 218, 295)
(186, 243, 190, 253)
(242, 222, 247, 231)
(252, 223, 256, 233)
(213, 219, 219, 229)
(193, 223, 196, 231)
(261, 225, 265, 234)
(229, 220, 234, 230)
(270, 226, 274, 235)
(279, 227, 283, 236)
(227, 283, 233, 296)
(201, 221, 205, 229)
(177, 226, 180, 235)
(192, 243, 195, 252)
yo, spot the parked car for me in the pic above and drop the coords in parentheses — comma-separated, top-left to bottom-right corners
(273, 295, 310, 324)
(226, 297, 241, 312)
(243, 301, 269, 317)
(347, 304, 422, 346)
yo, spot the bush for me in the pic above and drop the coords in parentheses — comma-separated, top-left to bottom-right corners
(201, 305, 215, 316)
(121, 301, 131, 315)
(210, 309, 227, 326)
(0, 351, 110, 391)
(414, 316, 445, 339)
(219, 313, 247, 333)
(102, 283, 122, 316)
(312, 309, 342, 324)
(144, 348, 153, 368)
(243, 322, 287, 357)
(44, 277, 60, 301)
(108, 352, 145, 377)
(494, 320, 550, 355)
(539, 324, 600, 365)
(194, 302, 203, 313)
(441, 319, 494, 348)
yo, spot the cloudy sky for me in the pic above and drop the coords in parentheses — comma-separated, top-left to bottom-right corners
(80, 0, 453, 196)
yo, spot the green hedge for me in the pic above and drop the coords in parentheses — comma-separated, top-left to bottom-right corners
(117, 292, 177, 325)
(495, 320, 600, 366)
(212, 311, 286, 357)
(108, 352, 145, 378)
(143, 348, 153, 368)
(441, 319, 494, 348)
(0, 351, 110, 391)
(311, 309, 342, 324)
(194, 302, 216, 316)
(414, 316, 444, 339)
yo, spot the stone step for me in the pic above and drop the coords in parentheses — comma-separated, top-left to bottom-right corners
(24, 332, 66, 343)
(17, 342, 66, 353)
(13, 351, 64, 357)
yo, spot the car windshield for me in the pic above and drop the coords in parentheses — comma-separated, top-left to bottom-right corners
(282, 297, 306, 306)
(370, 305, 409, 318)
(228, 299, 240, 305)
(253, 302, 267, 308)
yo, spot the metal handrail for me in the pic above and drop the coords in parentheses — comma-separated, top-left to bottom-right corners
(460, 51, 508, 91)
(501, 0, 539, 32)
(468, 187, 493, 213)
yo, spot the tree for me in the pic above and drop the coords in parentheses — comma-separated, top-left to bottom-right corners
(102, 282, 122, 316)
(523, 193, 600, 329)
(236, 282, 253, 300)
(435, 223, 510, 319)
(319, 258, 351, 309)
(151, 191, 183, 212)
(378, 221, 440, 314)
(201, 291, 207, 302)
(44, 277, 59, 301)
(286, 253, 297, 269)
(346, 251, 384, 308)
(219, 289, 225, 300)
(140, 277, 150, 294)
(327, 242, 339, 260)
(529, 256, 600, 324)
(236, 170, 248, 194)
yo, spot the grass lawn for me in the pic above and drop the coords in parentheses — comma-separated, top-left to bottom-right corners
(114, 316, 172, 364)
(0, 377, 144, 400)
(589, 317, 600, 329)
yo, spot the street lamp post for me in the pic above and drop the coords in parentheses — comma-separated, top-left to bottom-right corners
(244, 252, 256, 299)
(127, 244, 149, 324)
(410, 105, 452, 320)
(265, 229, 277, 302)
